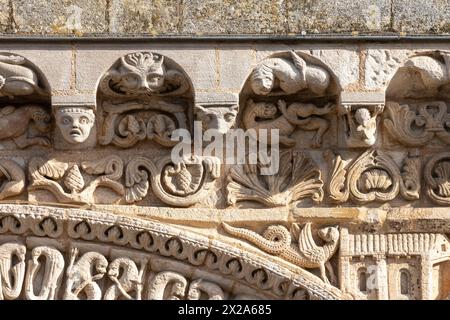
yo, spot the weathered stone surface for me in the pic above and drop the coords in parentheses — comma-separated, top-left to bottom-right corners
(0, 0, 10, 33)
(12, 0, 108, 35)
(0, 41, 449, 300)
(287, 0, 391, 34)
(392, 0, 450, 33)
(109, 0, 180, 34)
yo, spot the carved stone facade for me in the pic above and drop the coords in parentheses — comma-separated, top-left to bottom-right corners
(0, 42, 448, 300)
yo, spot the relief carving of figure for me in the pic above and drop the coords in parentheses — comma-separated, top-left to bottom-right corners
(222, 222, 339, 284)
(250, 51, 330, 96)
(0, 243, 26, 300)
(99, 52, 189, 98)
(243, 99, 334, 147)
(24, 246, 65, 300)
(339, 104, 384, 147)
(0, 105, 51, 148)
(63, 248, 108, 300)
(104, 257, 147, 300)
(55, 106, 95, 144)
(0, 55, 48, 98)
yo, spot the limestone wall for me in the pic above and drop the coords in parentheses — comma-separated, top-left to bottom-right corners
(0, 0, 449, 36)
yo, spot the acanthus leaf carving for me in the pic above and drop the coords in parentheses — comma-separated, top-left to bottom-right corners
(125, 155, 220, 207)
(384, 101, 450, 146)
(326, 149, 421, 204)
(227, 150, 323, 207)
(28, 156, 125, 204)
(98, 100, 188, 148)
(424, 152, 450, 205)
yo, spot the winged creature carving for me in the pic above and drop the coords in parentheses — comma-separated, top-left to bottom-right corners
(222, 222, 339, 284)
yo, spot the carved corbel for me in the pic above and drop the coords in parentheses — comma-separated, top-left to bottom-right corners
(338, 92, 385, 148)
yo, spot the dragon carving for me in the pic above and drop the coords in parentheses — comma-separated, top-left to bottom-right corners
(222, 222, 339, 284)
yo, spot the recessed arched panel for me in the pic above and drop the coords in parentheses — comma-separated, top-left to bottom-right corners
(95, 51, 194, 149)
(0, 52, 51, 150)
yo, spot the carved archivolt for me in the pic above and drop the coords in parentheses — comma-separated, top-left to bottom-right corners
(227, 150, 323, 207)
(0, 205, 346, 300)
(326, 149, 421, 204)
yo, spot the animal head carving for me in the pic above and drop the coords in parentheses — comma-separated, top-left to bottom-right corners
(196, 104, 238, 134)
(317, 226, 340, 243)
(30, 107, 51, 133)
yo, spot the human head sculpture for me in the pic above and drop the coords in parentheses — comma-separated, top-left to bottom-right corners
(250, 63, 275, 95)
(111, 52, 166, 95)
(55, 106, 95, 144)
(354, 108, 372, 127)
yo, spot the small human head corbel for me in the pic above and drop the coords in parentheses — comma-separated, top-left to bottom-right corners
(55, 106, 95, 144)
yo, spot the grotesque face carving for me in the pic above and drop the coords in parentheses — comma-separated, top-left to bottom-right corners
(113, 52, 166, 95)
(56, 107, 95, 144)
(196, 105, 238, 134)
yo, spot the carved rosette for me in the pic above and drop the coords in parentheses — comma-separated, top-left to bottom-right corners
(326, 149, 421, 204)
(227, 150, 323, 207)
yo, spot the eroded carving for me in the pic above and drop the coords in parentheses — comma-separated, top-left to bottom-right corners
(0, 243, 26, 300)
(0, 54, 48, 98)
(243, 99, 334, 147)
(250, 51, 330, 96)
(0, 105, 51, 148)
(227, 150, 323, 207)
(99, 52, 189, 98)
(339, 104, 384, 147)
(24, 246, 65, 300)
(384, 101, 450, 146)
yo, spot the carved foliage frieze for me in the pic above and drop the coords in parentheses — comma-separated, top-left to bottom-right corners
(227, 150, 323, 207)
(326, 149, 421, 204)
